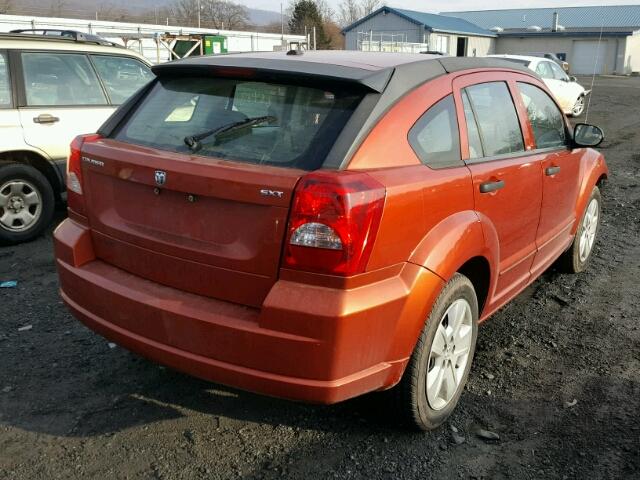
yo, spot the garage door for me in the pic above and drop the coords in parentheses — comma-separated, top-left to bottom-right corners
(572, 40, 607, 74)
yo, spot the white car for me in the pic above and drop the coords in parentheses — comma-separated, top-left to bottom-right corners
(489, 54, 589, 117)
(0, 31, 153, 244)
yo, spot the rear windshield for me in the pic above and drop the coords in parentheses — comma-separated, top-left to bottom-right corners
(114, 76, 364, 170)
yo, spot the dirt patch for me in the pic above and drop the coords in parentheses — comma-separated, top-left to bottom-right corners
(1, 76, 639, 480)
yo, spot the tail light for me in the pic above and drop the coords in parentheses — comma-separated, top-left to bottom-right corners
(283, 171, 386, 276)
(67, 134, 101, 216)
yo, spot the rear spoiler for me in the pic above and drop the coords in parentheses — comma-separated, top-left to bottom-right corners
(151, 57, 394, 94)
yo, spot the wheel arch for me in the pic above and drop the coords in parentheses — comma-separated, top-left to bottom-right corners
(0, 150, 63, 198)
(457, 256, 491, 315)
(409, 210, 499, 317)
(572, 150, 609, 235)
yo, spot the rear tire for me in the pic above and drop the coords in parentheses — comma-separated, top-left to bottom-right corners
(394, 273, 479, 431)
(0, 163, 55, 245)
(558, 186, 601, 273)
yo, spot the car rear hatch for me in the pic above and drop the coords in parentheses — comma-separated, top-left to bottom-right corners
(79, 69, 372, 307)
(81, 140, 301, 308)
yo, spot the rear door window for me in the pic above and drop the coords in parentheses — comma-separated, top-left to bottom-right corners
(517, 82, 566, 149)
(461, 90, 483, 159)
(408, 95, 462, 169)
(462, 82, 524, 158)
(114, 77, 363, 170)
(0, 52, 10, 107)
(21, 52, 107, 106)
(90, 55, 153, 104)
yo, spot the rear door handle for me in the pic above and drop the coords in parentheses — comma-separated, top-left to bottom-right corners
(33, 114, 60, 124)
(479, 180, 505, 193)
(545, 166, 561, 176)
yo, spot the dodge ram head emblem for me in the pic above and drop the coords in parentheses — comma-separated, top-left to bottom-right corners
(154, 170, 167, 186)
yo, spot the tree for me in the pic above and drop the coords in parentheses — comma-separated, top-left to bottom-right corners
(337, 0, 381, 27)
(323, 20, 345, 49)
(173, 0, 248, 30)
(201, 0, 249, 30)
(360, 0, 381, 16)
(172, 0, 192, 26)
(288, 0, 330, 49)
(313, 0, 335, 23)
(338, 0, 360, 27)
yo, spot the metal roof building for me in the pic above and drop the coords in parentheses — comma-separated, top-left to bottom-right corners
(342, 5, 640, 75)
(342, 7, 497, 56)
(443, 5, 640, 74)
(442, 5, 640, 30)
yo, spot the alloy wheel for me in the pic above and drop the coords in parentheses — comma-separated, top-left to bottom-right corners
(0, 179, 43, 232)
(426, 298, 473, 411)
(572, 96, 585, 116)
(579, 197, 599, 263)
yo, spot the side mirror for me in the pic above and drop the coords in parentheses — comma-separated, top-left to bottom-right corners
(573, 123, 604, 147)
(569, 76, 578, 82)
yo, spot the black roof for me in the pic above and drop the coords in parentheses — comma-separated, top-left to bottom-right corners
(101, 51, 539, 172)
(152, 51, 535, 94)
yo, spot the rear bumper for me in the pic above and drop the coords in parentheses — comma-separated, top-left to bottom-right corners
(54, 218, 443, 404)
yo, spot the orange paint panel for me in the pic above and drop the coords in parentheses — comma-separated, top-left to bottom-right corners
(53, 63, 609, 405)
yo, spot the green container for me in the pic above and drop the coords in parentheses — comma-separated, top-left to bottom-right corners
(173, 40, 200, 58)
(204, 35, 228, 55)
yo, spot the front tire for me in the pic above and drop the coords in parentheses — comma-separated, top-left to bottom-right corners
(395, 273, 479, 431)
(571, 94, 585, 117)
(0, 163, 55, 245)
(558, 186, 601, 273)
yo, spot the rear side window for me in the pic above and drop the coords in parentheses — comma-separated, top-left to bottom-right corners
(517, 82, 566, 149)
(21, 52, 107, 106)
(0, 52, 10, 107)
(535, 62, 554, 80)
(90, 55, 153, 104)
(115, 77, 364, 170)
(408, 95, 462, 169)
(463, 82, 524, 158)
(548, 61, 568, 81)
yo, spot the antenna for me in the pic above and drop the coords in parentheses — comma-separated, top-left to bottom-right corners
(585, 24, 604, 123)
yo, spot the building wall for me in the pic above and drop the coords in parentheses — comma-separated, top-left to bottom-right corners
(427, 33, 494, 56)
(344, 12, 426, 50)
(0, 14, 305, 64)
(624, 33, 640, 73)
(495, 36, 627, 74)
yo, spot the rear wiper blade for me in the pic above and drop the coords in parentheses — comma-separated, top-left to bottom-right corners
(183, 115, 275, 152)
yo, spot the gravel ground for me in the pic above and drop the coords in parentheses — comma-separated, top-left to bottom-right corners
(1, 75, 639, 480)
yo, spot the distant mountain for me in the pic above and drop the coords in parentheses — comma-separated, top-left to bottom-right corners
(8, 0, 283, 27)
(247, 8, 282, 26)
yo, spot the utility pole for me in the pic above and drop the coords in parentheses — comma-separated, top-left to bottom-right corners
(280, 3, 284, 41)
(313, 26, 316, 50)
(197, 0, 201, 28)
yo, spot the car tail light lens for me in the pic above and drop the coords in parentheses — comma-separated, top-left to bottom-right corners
(283, 171, 386, 276)
(67, 134, 101, 215)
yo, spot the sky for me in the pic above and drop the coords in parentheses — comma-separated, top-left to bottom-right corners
(239, 0, 640, 14)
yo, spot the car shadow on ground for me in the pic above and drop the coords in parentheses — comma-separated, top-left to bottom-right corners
(0, 229, 571, 441)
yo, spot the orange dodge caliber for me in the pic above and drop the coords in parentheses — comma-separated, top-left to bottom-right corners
(54, 52, 608, 430)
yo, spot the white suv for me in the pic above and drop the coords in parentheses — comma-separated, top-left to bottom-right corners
(0, 32, 153, 244)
